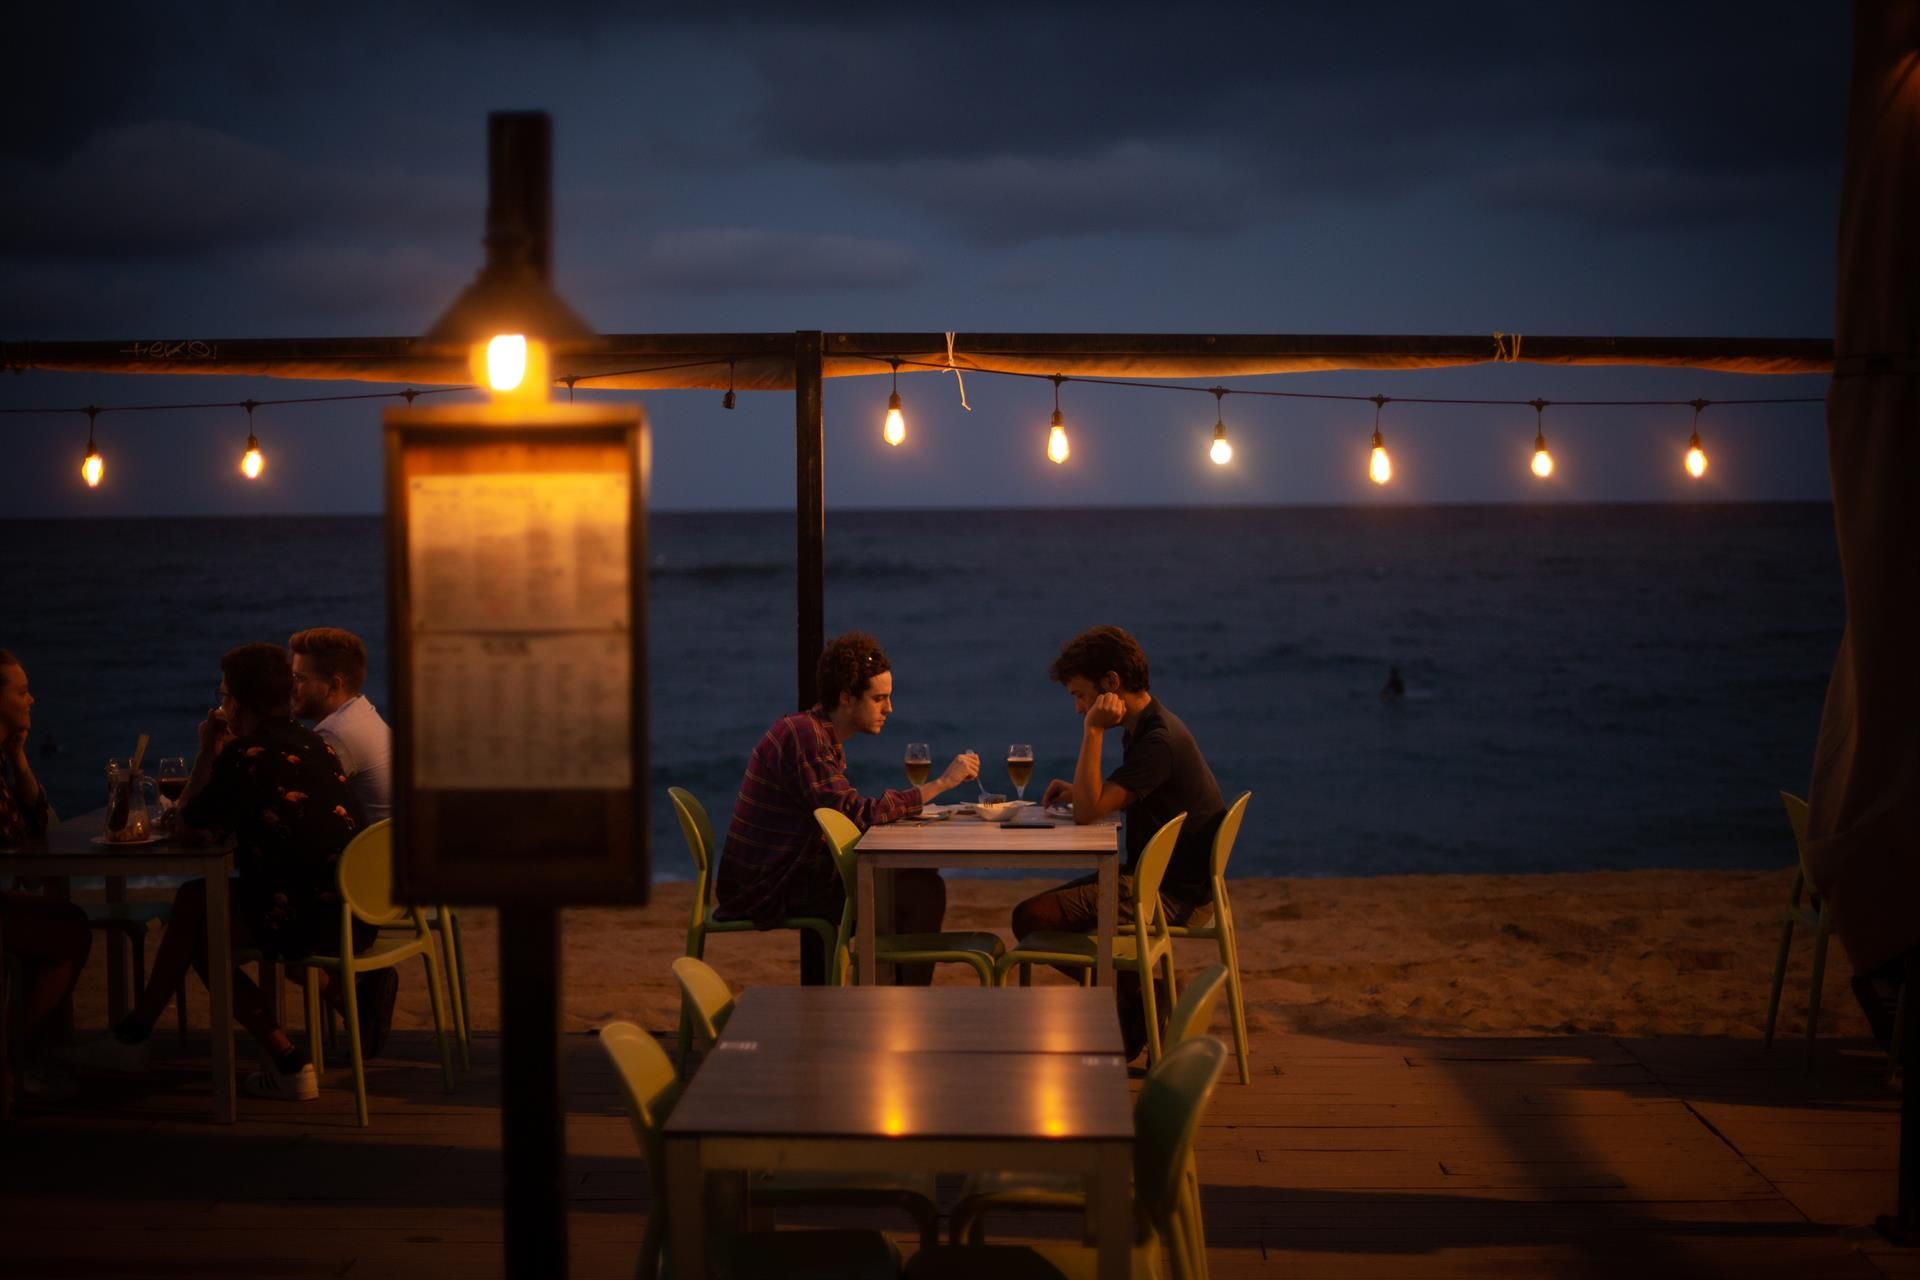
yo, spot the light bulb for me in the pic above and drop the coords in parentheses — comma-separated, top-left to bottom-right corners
(82, 446, 103, 488)
(883, 392, 906, 446)
(1209, 422, 1232, 466)
(241, 433, 264, 479)
(486, 334, 528, 392)
(1047, 409, 1070, 464)
(1531, 434, 1554, 478)
(1369, 428, 1392, 485)
(1685, 432, 1707, 478)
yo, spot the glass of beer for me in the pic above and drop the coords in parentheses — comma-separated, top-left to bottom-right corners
(1007, 744, 1034, 800)
(903, 742, 931, 786)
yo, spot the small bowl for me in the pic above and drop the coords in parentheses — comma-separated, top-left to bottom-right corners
(974, 799, 1021, 822)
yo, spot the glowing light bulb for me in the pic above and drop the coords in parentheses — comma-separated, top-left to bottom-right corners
(486, 334, 528, 392)
(1531, 434, 1554, 478)
(1047, 409, 1070, 464)
(1369, 429, 1392, 485)
(241, 434, 264, 479)
(1209, 422, 1233, 465)
(883, 392, 906, 446)
(82, 446, 104, 488)
(1685, 432, 1707, 478)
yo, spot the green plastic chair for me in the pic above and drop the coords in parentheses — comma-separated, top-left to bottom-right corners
(373, 904, 470, 1070)
(996, 813, 1189, 1064)
(1165, 793, 1253, 1083)
(908, 1037, 1227, 1280)
(670, 788, 838, 1065)
(949, 966, 1231, 1248)
(300, 820, 456, 1126)
(1766, 792, 1833, 1071)
(668, 955, 941, 1248)
(812, 808, 1006, 985)
(598, 1020, 905, 1280)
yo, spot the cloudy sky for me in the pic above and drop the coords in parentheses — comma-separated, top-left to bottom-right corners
(0, 2, 1846, 515)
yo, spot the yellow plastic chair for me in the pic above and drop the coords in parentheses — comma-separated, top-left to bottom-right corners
(669, 788, 837, 1065)
(598, 1020, 905, 1280)
(908, 1037, 1227, 1280)
(668, 955, 941, 1248)
(1766, 793, 1833, 1071)
(950, 966, 1232, 1248)
(812, 808, 1006, 985)
(996, 814, 1188, 1064)
(300, 820, 456, 1125)
(1166, 793, 1254, 1083)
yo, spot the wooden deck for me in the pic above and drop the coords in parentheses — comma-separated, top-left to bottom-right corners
(0, 1022, 1911, 1278)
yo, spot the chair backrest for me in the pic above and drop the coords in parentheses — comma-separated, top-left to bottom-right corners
(599, 1021, 683, 1200)
(812, 807, 864, 942)
(337, 820, 406, 927)
(1210, 792, 1252, 882)
(672, 956, 736, 1047)
(1131, 812, 1189, 931)
(1779, 791, 1814, 883)
(668, 787, 717, 900)
(1164, 964, 1229, 1050)
(1133, 1036, 1227, 1231)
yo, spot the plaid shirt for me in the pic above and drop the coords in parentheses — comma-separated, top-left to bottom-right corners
(715, 705, 921, 929)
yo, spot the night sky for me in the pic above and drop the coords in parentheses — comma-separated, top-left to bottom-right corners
(0, 3, 1847, 516)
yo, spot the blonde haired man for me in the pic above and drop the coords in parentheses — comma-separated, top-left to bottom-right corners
(289, 628, 391, 824)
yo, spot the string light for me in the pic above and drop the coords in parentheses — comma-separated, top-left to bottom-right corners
(1368, 396, 1392, 485)
(1046, 375, 1070, 464)
(239, 400, 264, 479)
(1208, 387, 1233, 465)
(80, 406, 103, 488)
(1685, 399, 1709, 478)
(1529, 399, 1554, 478)
(485, 334, 528, 392)
(722, 359, 736, 410)
(883, 359, 905, 446)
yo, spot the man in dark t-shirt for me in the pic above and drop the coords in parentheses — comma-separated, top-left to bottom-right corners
(1015, 625, 1226, 1060)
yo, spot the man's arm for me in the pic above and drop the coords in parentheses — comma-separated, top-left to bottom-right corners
(1067, 694, 1133, 824)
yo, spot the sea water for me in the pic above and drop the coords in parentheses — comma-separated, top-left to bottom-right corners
(0, 504, 1840, 880)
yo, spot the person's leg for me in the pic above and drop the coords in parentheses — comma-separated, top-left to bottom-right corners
(887, 870, 948, 986)
(123, 880, 295, 1062)
(790, 877, 848, 987)
(0, 892, 93, 1043)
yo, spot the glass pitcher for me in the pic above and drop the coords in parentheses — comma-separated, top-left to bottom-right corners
(104, 758, 159, 841)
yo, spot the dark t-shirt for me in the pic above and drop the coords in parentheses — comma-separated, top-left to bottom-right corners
(1106, 698, 1224, 902)
(182, 717, 367, 960)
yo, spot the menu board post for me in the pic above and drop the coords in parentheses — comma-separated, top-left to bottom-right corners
(385, 399, 649, 906)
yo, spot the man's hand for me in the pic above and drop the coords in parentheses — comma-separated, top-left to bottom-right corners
(197, 709, 232, 759)
(939, 752, 980, 790)
(1041, 778, 1073, 807)
(1084, 692, 1126, 731)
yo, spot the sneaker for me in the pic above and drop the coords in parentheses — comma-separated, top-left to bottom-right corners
(242, 1061, 318, 1101)
(356, 969, 400, 1060)
(59, 1033, 151, 1075)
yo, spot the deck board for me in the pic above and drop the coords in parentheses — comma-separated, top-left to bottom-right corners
(1, 1018, 1912, 1278)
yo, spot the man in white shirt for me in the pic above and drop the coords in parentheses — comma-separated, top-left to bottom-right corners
(289, 628, 391, 824)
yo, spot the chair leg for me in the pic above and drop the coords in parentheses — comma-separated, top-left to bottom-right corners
(341, 962, 369, 1127)
(967, 955, 995, 987)
(1805, 909, 1831, 1074)
(1219, 929, 1252, 1085)
(305, 972, 326, 1074)
(1141, 962, 1164, 1064)
(438, 912, 470, 1071)
(1019, 963, 1032, 988)
(1765, 911, 1796, 1050)
(422, 952, 455, 1093)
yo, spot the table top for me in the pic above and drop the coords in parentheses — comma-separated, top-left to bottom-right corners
(0, 807, 232, 871)
(723, 985, 1125, 1056)
(666, 1043, 1132, 1141)
(859, 815, 1121, 854)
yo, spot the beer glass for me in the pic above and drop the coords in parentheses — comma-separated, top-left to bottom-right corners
(1006, 744, 1034, 800)
(903, 742, 931, 786)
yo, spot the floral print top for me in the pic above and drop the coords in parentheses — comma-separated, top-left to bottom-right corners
(182, 716, 366, 960)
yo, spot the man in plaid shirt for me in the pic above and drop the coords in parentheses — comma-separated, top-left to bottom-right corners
(716, 632, 979, 984)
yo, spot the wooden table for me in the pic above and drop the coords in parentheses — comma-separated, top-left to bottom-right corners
(0, 818, 237, 1124)
(721, 985, 1124, 1055)
(664, 986, 1134, 1280)
(855, 812, 1122, 987)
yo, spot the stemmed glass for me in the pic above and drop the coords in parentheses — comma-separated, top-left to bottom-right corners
(1006, 744, 1034, 801)
(903, 742, 931, 787)
(157, 756, 189, 824)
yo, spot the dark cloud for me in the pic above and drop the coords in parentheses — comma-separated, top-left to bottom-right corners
(611, 228, 922, 293)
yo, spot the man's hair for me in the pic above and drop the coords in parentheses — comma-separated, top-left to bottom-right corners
(221, 643, 294, 719)
(1049, 626, 1151, 693)
(816, 632, 890, 710)
(288, 627, 368, 694)
(0, 649, 17, 692)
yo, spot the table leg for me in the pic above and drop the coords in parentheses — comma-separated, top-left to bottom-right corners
(104, 875, 129, 1021)
(1092, 1141, 1131, 1280)
(203, 871, 236, 1124)
(857, 859, 876, 987)
(1095, 857, 1117, 988)
(874, 866, 897, 986)
(667, 1137, 709, 1278)
(46, 875, 75, 1042)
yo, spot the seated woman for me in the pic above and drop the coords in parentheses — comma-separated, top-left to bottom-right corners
(1, 649, 93, 1107)
(86, 643, 386, 1101)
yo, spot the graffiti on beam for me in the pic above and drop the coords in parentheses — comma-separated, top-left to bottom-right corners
(120, 340, 219, 360)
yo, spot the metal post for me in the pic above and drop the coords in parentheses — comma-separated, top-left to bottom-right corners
(501, 904, 567, 1276)
(1878, 947, 1920, 1244)
(795, 330, 825, 710)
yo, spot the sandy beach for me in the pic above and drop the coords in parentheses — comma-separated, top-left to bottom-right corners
(75, 867, 1871, 1046)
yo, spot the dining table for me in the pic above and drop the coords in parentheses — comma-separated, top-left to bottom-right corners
(854, 807, 1123, 987)
(663, 984, 1134, 1279)
(0, 808, 237, 1123)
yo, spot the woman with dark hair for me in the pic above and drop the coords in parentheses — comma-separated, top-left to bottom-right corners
(72, 643, 385, 1101)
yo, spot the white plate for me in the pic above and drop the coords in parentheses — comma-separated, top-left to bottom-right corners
(90, 834, 160, 847)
